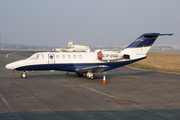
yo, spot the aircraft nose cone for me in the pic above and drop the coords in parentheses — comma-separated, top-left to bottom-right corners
(5, 63, 15, 70)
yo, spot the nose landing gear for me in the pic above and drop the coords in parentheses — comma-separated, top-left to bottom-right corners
(21, 71, 27, 78)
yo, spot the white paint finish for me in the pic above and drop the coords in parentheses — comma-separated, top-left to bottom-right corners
(5, 51, 142, 70)
(122, 46, 151, 55)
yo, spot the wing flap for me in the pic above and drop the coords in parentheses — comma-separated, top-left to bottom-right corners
(76, 65, 108, 73)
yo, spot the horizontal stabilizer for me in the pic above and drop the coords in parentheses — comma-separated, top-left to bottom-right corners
(155, 34, 173, 36)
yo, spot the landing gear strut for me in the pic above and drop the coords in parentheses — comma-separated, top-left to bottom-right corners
(21, 71, 27, 78)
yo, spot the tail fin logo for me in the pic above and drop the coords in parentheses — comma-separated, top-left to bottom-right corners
(127, 37, 157, 48)
(134, 38, 151, 42)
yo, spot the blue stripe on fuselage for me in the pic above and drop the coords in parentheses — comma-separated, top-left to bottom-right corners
(15, 57, 146, 72)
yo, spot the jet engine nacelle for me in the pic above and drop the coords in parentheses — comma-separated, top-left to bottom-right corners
(97, 51, 123, 61)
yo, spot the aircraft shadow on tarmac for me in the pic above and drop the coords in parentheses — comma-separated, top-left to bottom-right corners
(0, 109, 179, 120)
(27, 71, 155, 79)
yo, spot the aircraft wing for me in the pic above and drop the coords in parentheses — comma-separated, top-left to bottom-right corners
(76, 65, 108, 73)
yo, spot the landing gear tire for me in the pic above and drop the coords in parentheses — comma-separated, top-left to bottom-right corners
(88, 74, 95, 79)
(89, 76, 94, 79)
(21, 72, 27, 78)
(87, 72, 95, 79)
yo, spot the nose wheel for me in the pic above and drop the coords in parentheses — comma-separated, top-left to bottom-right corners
(21, 72, 27, 78)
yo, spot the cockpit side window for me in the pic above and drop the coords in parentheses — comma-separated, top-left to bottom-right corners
(36, 54, 44, 60)
(36, 54, 40, 59)
(30, 54, 36, 60)
(30, 53, 44, 60)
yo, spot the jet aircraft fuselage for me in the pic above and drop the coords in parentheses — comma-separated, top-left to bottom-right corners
(5, 33, 173, 79)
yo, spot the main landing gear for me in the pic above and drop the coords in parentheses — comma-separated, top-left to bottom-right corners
(87, 72, 95, 79)
(77, 72, 95, 79)
(21, 71, 27, 78)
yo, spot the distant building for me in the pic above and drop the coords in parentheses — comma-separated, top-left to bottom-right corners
(55, 41, 90, 52)
(53, 48, 63, 52)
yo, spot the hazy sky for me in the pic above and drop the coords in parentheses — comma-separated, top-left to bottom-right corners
(0, 0, 179, 47)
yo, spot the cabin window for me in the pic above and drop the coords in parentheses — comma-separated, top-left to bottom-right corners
(62, 55, 65, 59)
(68, 55, 71, 59)
(79, 55, 82, 59)
(73, 55, 77, 59)
(50, 55, 53, 59)
(56, 55, 60, 59)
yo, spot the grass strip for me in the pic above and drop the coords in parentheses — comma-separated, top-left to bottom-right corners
(129, 63, 180, 74)
(129, 63, 159, 71)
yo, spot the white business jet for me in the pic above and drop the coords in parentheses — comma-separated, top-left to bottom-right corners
(5, 33, 173, 79)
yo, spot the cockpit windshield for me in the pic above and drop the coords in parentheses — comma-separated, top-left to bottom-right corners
(29, 53, 44, 60)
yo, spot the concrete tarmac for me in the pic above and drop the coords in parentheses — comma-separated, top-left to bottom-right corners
(0, 50, 180, 120)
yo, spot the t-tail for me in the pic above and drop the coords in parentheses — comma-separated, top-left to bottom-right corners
(122, 33, 173, 60)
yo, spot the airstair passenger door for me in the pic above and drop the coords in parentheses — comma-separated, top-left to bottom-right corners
(48, 54, 55, 69)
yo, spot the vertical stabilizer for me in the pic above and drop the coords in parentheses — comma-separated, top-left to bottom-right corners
(122, 33, 173, 56)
